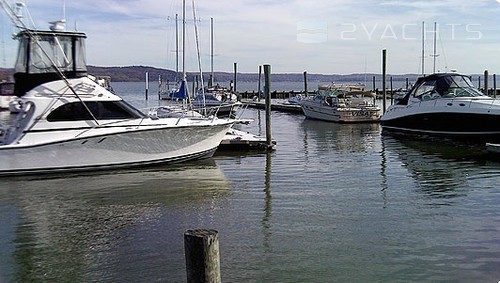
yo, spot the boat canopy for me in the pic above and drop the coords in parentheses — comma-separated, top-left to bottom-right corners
(170, 80, 188, 99)
(399, 73, 486, 104)
(13, 29, 88, 96)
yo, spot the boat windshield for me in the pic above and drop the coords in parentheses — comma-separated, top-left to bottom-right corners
(412, 74, 486, 100)
(15, 31, 87, 74)
(47, 101, 146, 122)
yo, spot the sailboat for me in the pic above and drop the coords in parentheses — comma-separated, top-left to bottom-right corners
(191, 17, 241, 117)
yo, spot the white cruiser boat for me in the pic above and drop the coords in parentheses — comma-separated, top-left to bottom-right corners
(0, 29, 233, 176)
(300, 84, 381, 123)
(381, 73, 500, 138)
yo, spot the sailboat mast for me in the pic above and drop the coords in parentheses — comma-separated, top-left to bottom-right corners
(175, 13, 179, 81)
(210, 17, 214, 87)
(433, 22, 437, 74)
(421, 21, 425, 75)
(182, 0, 186, 82)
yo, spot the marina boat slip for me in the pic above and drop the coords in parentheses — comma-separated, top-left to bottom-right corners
(300, 83, 381, 123)
(0, 28, 233, 176)
(381, 73, 500, 138)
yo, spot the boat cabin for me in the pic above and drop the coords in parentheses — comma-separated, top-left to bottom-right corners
(398, 73, 486, 105)
(13, 29, 88, 96)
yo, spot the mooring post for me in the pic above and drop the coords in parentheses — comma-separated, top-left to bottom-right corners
(233, 62, 238, 99)
(372, 75, 376, 92)
(390, 76, 393, 105)
(193, 75, 197, 96)
(264, 64, 273, 150)
(145, 71, 149, 100)
(484, 70, 489, 96)
(184, 229, 221, 283)
(494, 74, 497, 98)
(303, 71, 308, 96)
(478, 76, 481, 90)
(258, 65, 262, 102)
(382, 49, 387, 113)
(406, 77, 409, 90)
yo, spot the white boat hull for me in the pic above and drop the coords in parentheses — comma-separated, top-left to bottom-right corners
(381, 98, 500, 137)
(0, 122, 231, 176)
(301, 101, 381, 123)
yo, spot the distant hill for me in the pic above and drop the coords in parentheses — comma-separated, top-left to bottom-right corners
(87, 65, 422, 84)
(2, 65, 485, 87)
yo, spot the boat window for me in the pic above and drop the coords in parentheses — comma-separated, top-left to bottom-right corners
(443, 76, 486, 97)
(413, 80, 439, 100)
(15, 33, 87, 74)
(47, 101, 145, 122)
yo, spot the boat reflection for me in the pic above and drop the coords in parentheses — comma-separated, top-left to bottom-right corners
(0, 160, 231, 282)
(380, 134, 492, 201)
(300, 119, 380, 153)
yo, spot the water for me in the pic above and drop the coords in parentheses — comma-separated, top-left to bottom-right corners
(1, 82, 500, 282)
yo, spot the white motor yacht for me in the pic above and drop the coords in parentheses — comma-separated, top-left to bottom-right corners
(299, 84, 381, 123)
(0, 29, 233, 176)
(381, 73, 500, 138)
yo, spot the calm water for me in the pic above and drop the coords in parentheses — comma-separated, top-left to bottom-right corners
(1, 82, 500, 282)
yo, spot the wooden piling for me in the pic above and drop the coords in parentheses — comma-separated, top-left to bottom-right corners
(494, 74, 497, 99)
(145, 72, 149, 100)
(303, 71, 308, 95)
(372, 76, 376, 92)
(390, 76, 393, 105)
(233, 62, 238, 95)
(264, 64, 273, 150)
(484, 70, 489, 95)
(184, 229, 221, 283)
(258, 65, 262, 102)
(382, 49, 387, 113)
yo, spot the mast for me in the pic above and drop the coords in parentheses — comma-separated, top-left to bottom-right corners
(210, 17, 214, 87)
(421, 21, 425, 75)
(175, 13, 179, 81)
(432, 22, 438, 74)
(182, 0, 186, 82)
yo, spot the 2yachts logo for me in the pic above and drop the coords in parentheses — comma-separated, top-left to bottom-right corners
(296, 21, 483, 43)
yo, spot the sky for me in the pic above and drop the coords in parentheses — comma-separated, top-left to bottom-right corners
(0, 0, 499, 75)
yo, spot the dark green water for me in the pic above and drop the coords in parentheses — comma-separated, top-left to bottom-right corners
(1, 82, 499, 282)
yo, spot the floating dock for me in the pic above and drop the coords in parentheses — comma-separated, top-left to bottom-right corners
(219, 128, 276, 150)
(241, 99, 303, 114)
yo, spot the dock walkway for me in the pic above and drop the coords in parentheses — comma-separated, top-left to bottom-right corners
(241, 99, 303, 114)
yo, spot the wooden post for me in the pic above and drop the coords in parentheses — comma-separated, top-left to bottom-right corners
(258, 65, 262, 102)
(406, 78, 409, 90)
(303, 71, 308, 95)
(494, 74, 497, 99)
(158, 75, 161, 100)
(264, 64, 273, 150)
(193, 76, 197, 96)
(145, 72, 149, 100)
(233, 62, 237, 98)
(478, 76, 481, 90)
(184, 229, 221, 283)
(372, 75, 376, 92)
(382, 49, 387, 113)
(390, 76, 393, 105)
(484, 70, 489, 95)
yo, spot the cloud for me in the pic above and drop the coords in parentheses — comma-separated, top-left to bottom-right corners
(0, 0, 498, 74)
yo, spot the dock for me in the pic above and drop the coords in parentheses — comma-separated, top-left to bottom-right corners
(219, 128, 276, 150)
(241, 99, 303, 114)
